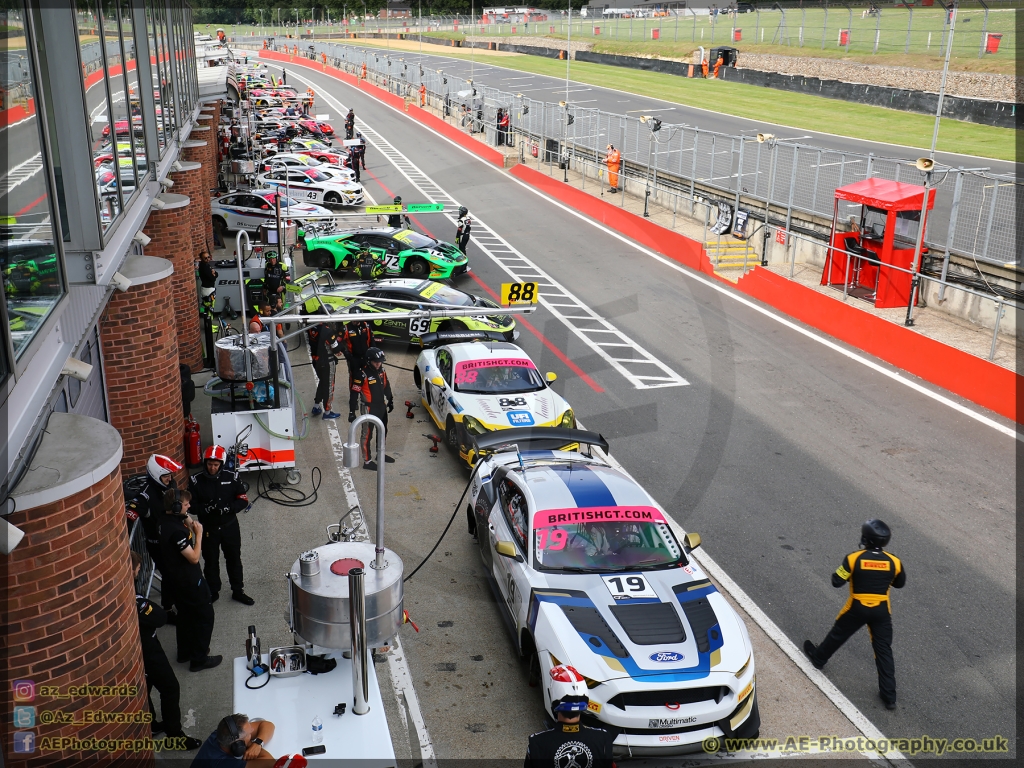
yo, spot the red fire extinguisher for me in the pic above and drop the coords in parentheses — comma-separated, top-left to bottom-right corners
(184, 415, 202, 467)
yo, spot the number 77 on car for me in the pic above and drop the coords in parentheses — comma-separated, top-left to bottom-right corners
(501, 282, 539, 306)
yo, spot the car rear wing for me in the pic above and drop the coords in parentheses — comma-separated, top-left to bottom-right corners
(471, 427, 609, 456)
(418, 330, 508, 349)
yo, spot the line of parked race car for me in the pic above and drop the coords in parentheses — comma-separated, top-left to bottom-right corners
(291, 281, 762, 757)
(212, 66, 761, 754)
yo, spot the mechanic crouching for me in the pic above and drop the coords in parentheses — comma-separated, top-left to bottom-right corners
(525, 665, 614, 768)
(189, 446, 255, 606)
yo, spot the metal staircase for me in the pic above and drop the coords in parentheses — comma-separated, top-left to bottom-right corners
(704, 234, 759, 280)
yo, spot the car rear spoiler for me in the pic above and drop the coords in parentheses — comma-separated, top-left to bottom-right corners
(419, 330, 507, 349)
(471, 427, 609, 456)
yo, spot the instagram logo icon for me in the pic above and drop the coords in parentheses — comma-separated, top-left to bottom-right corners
(12, 680, 35, 702)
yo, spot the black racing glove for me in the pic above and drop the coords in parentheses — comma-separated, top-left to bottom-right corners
(387, 400, 394, 413)
(348, 411, 356, 423)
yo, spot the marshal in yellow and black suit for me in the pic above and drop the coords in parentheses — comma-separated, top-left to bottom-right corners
(804, 519, 906, 709)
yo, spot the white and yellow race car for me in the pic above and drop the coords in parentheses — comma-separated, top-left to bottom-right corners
(414, 334, 576, 466)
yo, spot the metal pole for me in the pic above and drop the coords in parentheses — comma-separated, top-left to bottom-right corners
(235, 231, 251, 373)
(937, 170, 964, 301)
(821, 1, 828, 49)
(348, 567, 370, 715)
(786, 144, 799, 274)
(873, 7, 880, 54)
(988, 299, 1003, 360)
(906, 2, 957, 326)
(566, 1, 572, 106)
(343, 413, 388, 569)
(977, 0, 989, 58)
(905, 7, 913, 54)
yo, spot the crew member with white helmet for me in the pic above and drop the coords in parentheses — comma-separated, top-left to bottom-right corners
(524, 665, 615, 767)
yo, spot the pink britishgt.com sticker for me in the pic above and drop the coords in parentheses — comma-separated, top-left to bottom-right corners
(454, 357, 536, 386)
(533, 506, 666, 529)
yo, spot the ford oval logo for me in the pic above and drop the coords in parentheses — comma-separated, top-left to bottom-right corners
(649, 651, 684, 663)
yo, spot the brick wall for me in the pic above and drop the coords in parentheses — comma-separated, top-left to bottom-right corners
(1, 468, 153, 766)
(181, 142, 213, 256)
(171, 163, 209, 262)
(99, 273, 185, 480)
(142, 208, 202, 372)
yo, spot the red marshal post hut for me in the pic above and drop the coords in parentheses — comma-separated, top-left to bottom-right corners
(821, 178, 936, 308)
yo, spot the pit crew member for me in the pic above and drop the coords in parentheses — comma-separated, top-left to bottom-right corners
(349, 347, 394, 470)
(524, 665, 614, 768)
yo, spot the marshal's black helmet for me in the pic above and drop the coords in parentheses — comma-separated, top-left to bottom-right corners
(458, 206, 468, 217)
(860, 519, 891, 549)
(366, 347, 386, 363)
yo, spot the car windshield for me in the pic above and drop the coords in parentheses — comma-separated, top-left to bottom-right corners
(301, 156, 321, 166)
(306, 141, 329, 151)
(264, 194, 299, 207)
(532, 506, 684, 572)
(304, 169, 330, 181)
(419, 282, 472, 306)
(454, 359, 545, 394)
(392, 230, 436, 249)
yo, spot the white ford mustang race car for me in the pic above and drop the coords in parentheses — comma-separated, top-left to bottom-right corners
(414, 336, 575, 466)
(466, 428, 760, 756)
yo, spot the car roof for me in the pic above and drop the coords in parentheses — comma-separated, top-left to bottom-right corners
(445, 341, 530, 364)
(517, 460, 654, 514)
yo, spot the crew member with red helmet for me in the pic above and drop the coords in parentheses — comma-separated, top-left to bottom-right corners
(341, 318, 375, 386)
(524, 665, 615, 767)
(188, 446, 254, 606)
(126, 454, 183, 622)
(348, 347, 394, 471)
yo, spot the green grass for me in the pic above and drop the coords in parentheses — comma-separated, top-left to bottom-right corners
(348, 39, 1015, 161)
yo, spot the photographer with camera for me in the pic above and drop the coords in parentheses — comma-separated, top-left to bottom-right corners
(189, 446, 255, 606)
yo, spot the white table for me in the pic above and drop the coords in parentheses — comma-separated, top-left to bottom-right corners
(232, 652, 396, 765)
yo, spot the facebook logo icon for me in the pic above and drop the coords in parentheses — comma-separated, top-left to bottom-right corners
(13, 731, 35, 753)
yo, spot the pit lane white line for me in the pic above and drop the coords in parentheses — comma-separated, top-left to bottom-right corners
(283, 67, 689, 392)
(292, 62, 1015, 440)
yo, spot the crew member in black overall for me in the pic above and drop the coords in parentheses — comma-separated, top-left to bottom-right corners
(132, 552, 202, 750)
(456, 206, 472, 255)
(341, 318, 375, 388)
(387, 196, 405, 228)
(804, 519, 906, 709)
(189, 445, 255, 606)
(158, 489, 221, 671)
(524, 665, 615, 768)
(345, 108, 355, 139)
(309, 319, 345, 419)
(125, 454, 184, 623)
(262, 251, 288, 304)
(348, 347, 394, 470)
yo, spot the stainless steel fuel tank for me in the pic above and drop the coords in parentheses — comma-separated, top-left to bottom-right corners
(287, 541, 403, 649)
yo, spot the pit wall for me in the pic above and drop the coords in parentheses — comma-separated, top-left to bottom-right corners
(258, 49, 1020, 424)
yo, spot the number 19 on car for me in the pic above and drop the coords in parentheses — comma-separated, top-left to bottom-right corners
(500, 282, 539, 306)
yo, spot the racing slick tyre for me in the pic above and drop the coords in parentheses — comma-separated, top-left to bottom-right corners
(445, 416, 459, 453)
(324, 192, 342, 206)
(413, 366, 421, 389)
(405, 257, 429, 279)
(306, 249, 334, 269)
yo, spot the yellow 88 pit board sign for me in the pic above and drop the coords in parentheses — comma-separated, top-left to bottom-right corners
(500, 282, 539, 306)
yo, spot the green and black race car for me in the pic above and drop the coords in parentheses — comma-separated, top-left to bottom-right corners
(300, 278, 516, 343)
(1, 240, 60, 297)
(301, 227, 469, 280)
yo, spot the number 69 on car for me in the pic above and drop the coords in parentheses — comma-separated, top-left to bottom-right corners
(501, 282, 539, 306)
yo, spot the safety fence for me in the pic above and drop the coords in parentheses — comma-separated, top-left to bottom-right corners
(251, 2, 1017, 60)
(287, 40, 1020, 273)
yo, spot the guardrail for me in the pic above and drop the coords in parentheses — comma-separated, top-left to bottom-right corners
(243, 42, 1018, 359)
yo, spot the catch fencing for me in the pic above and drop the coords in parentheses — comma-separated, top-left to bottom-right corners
(292, 41, 1019, 274)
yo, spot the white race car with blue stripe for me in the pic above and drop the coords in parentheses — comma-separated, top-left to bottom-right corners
(414, 338, 575, 466)
(466, 429, 759, 756)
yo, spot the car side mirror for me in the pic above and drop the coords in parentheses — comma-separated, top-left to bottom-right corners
(495, 541, 523, 562)
(430, 376, 445, 388)
(545, 372, 557, 383)
(683, 532, 702, 552)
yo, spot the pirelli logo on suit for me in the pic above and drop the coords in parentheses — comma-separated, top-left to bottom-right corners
(860, 560, 891, 571)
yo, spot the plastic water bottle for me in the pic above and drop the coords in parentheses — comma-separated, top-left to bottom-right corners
(311, 715, 323, 744)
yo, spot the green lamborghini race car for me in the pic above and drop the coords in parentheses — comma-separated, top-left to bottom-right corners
(301, 227, 469, 280)
(300, 278, 515, 343)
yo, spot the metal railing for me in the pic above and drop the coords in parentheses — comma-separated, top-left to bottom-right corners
(292, 40, 1019, 271)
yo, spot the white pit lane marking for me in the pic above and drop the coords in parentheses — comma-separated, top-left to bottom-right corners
(283, 67, 688, 392)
